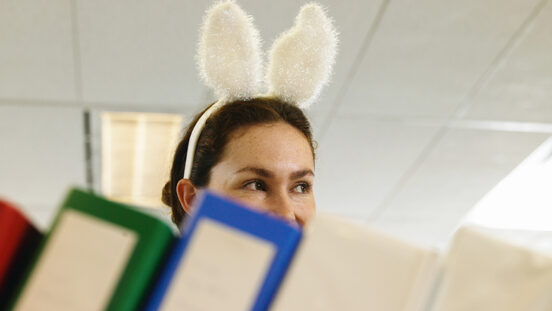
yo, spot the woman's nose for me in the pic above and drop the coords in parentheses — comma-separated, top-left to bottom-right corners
(268, 192, 296, 223)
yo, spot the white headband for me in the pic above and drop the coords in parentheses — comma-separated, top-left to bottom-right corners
(183, 0, 338, 179)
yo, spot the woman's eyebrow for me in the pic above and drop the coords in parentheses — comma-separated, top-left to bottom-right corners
(290, 169, 314, 180)
(235, 167, 273, 178)
(235, 167, 314, 179)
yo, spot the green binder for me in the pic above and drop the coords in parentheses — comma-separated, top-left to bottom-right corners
(10, 188, 175, 311)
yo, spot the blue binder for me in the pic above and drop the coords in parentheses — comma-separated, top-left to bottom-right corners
(145, 190, 302, 311)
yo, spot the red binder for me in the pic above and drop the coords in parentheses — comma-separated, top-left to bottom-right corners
(0, 200, 42, 309)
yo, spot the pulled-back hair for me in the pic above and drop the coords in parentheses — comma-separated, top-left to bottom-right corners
(162, 97, 315, 226)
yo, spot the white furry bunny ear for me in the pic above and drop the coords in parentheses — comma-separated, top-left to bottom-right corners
(266, 3, 338, 108)
(197, 0, 263, 102)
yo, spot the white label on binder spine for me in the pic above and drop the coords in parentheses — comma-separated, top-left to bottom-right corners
(15, 209, 137, 311)
(161, 218, 276, 311)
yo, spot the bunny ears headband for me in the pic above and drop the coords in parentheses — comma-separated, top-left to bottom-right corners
(183, 1, 338, 179)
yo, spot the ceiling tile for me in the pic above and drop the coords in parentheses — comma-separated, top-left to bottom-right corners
(464, 2, 552, 123)
(0, 105, 86, 228)
(338, 0, 541, 118)
(78, 0, 209, 108)
(371, 129, 549, 245)
(0, 0, 76, 101)
(314, 117, 440, 217)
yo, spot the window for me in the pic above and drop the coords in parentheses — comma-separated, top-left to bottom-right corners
(466, 137, 552, 231)
(101, 112, 184, 208)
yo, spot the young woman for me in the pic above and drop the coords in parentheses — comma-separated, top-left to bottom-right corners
(162, 97, 316, 226)
(162, 1, 337, 228)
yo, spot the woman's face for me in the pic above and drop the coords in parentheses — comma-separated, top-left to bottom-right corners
(207, 121, 316, 226)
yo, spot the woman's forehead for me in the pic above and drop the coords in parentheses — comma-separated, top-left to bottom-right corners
(221, 122, 314, 171)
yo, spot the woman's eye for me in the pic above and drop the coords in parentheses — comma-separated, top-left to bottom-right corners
(244, 180, 266, 191)
(293, 183, 311, 193)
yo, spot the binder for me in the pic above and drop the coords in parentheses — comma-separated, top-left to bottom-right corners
(430, 226, 552, 311)
(0, 200, 42, 310)
(10, 188, 175, 311)
(145, 190, 302, 311)
(271, 212, 440, 311)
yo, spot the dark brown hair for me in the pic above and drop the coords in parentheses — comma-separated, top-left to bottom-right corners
(162, 96, 315, 226)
